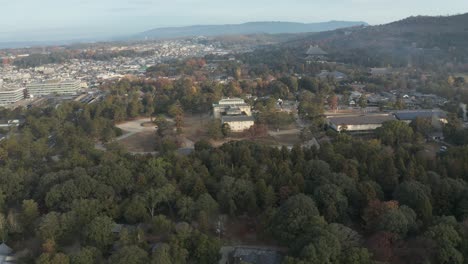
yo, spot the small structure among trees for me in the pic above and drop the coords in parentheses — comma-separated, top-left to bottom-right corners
(305, 45, 328, 63)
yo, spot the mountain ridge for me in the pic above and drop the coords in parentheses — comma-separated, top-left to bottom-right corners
(279, 12, 468, 66)
(137, 21, 368, 39)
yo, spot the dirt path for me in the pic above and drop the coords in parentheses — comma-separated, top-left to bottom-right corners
(115, 118, 156, 135)
(268, 128, 300, 136)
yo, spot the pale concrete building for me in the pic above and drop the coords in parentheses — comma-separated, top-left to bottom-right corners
(0, 85, 25, 106)
(327, 113, 396, 133)
(213, 98, 251, 119)
(26, 79, 81, 97)
(221, 116, 255, 132)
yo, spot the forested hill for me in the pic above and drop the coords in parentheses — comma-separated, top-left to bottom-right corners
(283, 13, 468, 66)
(136, 21, 368, 39)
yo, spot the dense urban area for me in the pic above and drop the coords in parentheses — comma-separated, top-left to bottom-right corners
(1, 13, 468, 264)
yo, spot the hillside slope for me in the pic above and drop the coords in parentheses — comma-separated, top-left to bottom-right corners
(137, 21, 368, 39)
(284, 13, 468, 66)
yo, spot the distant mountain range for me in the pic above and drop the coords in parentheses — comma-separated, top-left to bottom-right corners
(136, 21, 368, 39)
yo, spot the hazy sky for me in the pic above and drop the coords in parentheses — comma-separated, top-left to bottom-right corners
(1, 0, 467, 42)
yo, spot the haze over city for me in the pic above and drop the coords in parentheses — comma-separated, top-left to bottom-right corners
(1, 0, 468, 42)
(2, 0, 468, 263)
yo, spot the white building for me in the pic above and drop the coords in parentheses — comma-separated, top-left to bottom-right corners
(0, 85, 25, 106)
(26, 79, 81, 97)
(213, 98, 252, 119)
(221, 116, 255, 132)
(327, 114, 397, 133)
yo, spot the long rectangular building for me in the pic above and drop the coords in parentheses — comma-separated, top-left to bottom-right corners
(0, 86, 25, 106)
(327, 113, 397, 133)
(394, 109, 447, 124)
(26, 80, 81, 97)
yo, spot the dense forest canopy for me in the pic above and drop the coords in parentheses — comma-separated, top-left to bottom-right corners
(0, 77, 468, 263)
(1, 12, 468, 264)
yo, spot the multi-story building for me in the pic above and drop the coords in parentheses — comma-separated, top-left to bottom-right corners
(213, 98, 255, 132)
(213, 98, 252, 119)
(26, 79, 81, 97)
(221, 116, 255, 132)
(0, 85, 25, 106)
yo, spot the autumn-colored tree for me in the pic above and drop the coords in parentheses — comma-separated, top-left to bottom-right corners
(362, 200, 399, 231)
(168, 102, 184, 134)
(328, 95, 339, 112)
(367, 232, 397, 262)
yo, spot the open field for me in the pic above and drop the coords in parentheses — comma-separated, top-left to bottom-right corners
(113, 114, 303, 152)
(115, 118, 156, 135)
(115, 118, 157, 152)
(118, 131, 156, 152)
(114, 115, 203, 153)
(181, 113, 211, 142)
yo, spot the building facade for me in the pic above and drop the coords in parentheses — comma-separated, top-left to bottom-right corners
(394, 109, 447, 124)
(213, 98, 252, 119)
(26, 80, 81, 97)
(327, 114, 397, 133)
(0, 86, 25, 106)
(221, 116, 255, 132)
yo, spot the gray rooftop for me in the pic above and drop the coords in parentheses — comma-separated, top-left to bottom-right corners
(222, 116, 255, 123)
(0, 243, 12, 255)
(317, 71, 347, 79)
(370, 68, 391, 75)
(231, 247, 283, 264)
(394, 109, 447, 120)
(306, 45, 328, 55)
(328, 114, 396, 125)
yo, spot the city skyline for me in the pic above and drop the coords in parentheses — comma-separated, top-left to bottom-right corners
(1, 0, 468, 42)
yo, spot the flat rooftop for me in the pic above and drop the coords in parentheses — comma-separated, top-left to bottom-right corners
(327, 114, 396, 125)
(394, 109, 447, 120)
(222, 115, 255, 122)
(215, 98, 247, 105)
(27, 79, 79, 85)
(0, 86, 24, 92)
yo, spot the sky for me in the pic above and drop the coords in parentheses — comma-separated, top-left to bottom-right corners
(0, 0, 467, 42)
